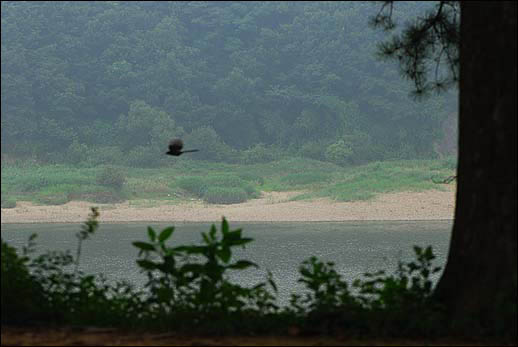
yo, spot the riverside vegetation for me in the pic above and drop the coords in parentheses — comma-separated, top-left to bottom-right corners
(0, 156, 457, 209)
(2, 207, 452, 338)
(1, 2, 458, 211)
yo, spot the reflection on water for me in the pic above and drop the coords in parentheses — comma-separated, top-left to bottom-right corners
(2, 220, 452, 306)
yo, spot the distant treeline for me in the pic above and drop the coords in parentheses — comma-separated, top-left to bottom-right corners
(1, 1, 456, 167)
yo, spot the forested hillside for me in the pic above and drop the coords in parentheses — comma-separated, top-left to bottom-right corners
(1, 1, 456, 167)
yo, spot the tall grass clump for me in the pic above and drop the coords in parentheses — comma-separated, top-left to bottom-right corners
(96, 166, 126, 191)
(177, 174, 258, 204)
(176, 176, 208, 197)
(203, 187, 248, 204)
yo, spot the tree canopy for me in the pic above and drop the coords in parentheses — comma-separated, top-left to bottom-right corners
(1, 1, 456, 165)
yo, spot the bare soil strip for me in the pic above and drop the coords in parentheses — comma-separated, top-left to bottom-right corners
(1, 188, 455, 224)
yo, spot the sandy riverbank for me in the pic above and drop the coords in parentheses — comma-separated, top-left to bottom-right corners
(1, 187, 455, 224)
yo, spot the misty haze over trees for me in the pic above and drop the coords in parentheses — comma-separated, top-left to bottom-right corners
(1, 1, 457, 167)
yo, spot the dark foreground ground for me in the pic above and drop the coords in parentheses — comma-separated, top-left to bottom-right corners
(1, 326, 513, 346)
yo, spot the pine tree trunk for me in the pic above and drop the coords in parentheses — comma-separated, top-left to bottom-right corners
(433, 1, 517, 335)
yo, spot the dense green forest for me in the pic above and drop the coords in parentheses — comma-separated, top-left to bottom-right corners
(1, 1, 456, 167)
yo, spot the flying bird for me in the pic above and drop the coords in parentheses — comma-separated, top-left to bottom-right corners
(166, 139, 199, 156)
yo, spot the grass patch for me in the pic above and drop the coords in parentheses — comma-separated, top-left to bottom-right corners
(1, 195, 17, 208)
(1, 165, 94, 193)
(176, 174, 259, 203)
(128, 199, 179, 208)
(1, 158, 456, 205)
(203, 187, 248, 204)
(35, 191, 69, 205)
(30, 184, 126, 205)
(322, 160, 454, 202)
(237, 172, 265, 185)
(288, 192, 316, 201)
(279, 172, 331, 185)
(176, 176, 208, 197)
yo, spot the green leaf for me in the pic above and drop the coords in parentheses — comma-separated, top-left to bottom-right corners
(227, 237, 253, 247)
(178, 245, 206, 255)
(299, 267, 312, 278)
(217, 247, 231, 263)
(221, 218, 229, 235)
(202, 232, 210, 245)
(209, 224, 217, 240)
(228, 260, 257, 270)
(132, 241, 155, 251)
(229, 229, 243, 238)
(136, 259, 157, 270)
(268, 270, 278, 292)
(158, 226, 174, 242)
(224, 229, 244, 243)
(147, 227, 156, 242)
(180, 263, 205, 274)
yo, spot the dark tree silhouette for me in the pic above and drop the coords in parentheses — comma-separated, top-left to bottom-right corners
(373, 1, 516, 336)
(166, 139, 199, 156)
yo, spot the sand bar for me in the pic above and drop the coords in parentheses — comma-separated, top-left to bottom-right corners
(1, 187, 455, 224)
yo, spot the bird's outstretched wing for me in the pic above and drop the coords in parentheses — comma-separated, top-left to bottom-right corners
(169, 139, 184, 152)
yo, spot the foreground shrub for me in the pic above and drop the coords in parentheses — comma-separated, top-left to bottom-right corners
(2, 208, 143, 326)
(5, 209, 511, 339)
(291, 246, 445, 337)
(1, 235, 48, 323)
(133, 219, 278, 322)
